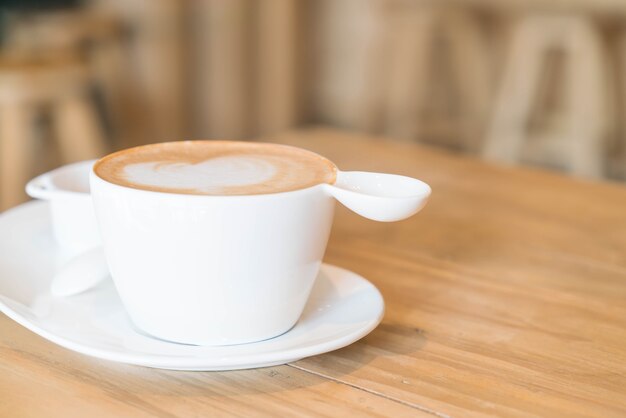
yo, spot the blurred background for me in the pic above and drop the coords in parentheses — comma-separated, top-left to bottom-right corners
(1, 0, 625, 210)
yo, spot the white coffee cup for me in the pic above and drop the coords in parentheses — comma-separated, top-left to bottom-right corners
(90, 144, 430, 346)
(26, 160, 101, 256)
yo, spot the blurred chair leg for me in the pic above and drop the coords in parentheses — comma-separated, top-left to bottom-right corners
(617, 30, 626, 180)
(0, 103, 35, 211)
(53, 94, 107, 163)
(446, 9, 492, 153)
(483, 15, 548, 164)
(564, 18, 609, 178)
(348, 0, 388, 133)
(256, 0, 298, 135)
(383, 4, 436, 140)
(91, 37, 134, 148)
(197, 0, 251, 139)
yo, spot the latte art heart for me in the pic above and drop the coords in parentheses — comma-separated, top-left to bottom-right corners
(94, 140, 337, 196)
(124, 157, 278, 194)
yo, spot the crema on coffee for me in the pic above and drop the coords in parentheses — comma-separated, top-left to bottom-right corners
(94, 140, 337, 195)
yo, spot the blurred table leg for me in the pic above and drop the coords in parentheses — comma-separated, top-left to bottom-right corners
(0, 103, 35, 211)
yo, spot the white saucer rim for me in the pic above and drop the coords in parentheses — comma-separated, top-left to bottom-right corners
(0, 201, 385, 370)
(0, 265, 384, 368)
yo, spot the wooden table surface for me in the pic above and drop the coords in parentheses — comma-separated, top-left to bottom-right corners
(2, 127, 626, 417)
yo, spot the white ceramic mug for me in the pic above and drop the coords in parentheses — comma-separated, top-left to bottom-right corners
(90, 147, 431, 346)
(26, 160, 101, 256)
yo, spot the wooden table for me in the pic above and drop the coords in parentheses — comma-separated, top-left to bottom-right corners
(2, 127, 626, 417)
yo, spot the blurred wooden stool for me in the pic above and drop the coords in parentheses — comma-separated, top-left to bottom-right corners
(483, 14, 611, 178)
(0, 53, 106, 210)
(5, 10, 133, 148)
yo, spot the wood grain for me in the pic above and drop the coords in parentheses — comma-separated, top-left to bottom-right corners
(3, 127, 626, 416)
(0, 316, 425, 418)
(267, 127, 626, 417)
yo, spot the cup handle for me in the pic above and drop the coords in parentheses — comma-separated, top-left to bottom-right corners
(25, 174, 54, 200)
(323, 171, 431, 222)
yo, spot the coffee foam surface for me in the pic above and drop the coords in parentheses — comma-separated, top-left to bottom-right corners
(94, 141, 337, 195)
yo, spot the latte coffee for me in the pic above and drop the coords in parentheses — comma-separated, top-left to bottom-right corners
(94, 140, 337, 195)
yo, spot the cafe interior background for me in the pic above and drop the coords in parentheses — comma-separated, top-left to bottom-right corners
(0, 0, 624, 210)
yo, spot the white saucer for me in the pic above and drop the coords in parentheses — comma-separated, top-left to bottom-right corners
(0, 201, 384, 370)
